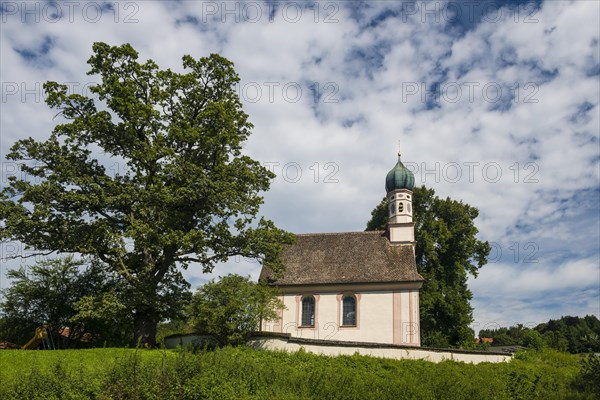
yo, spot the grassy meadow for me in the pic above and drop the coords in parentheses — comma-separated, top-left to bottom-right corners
(0, 346, 597, 399)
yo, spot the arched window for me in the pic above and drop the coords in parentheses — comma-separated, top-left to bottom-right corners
(342, 295, 357, 326)
(301, 296, 315, 327)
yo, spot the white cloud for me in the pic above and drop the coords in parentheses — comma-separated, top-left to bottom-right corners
(471, 257, 600, 328)
(471, 257, 599, 295)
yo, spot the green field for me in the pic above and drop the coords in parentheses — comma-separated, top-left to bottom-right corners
(0, 347, 596, 399)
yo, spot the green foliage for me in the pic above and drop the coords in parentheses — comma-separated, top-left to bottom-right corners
(536, 315, 600, 353)
(0, 42, 293, 346)
(365, 197, 389, 231)
(70, 289, 133, 347)
(421, 330, 450, 348)
(187, 274, 284, 346)
(543, 330, 570, 352)
(521, 330, 546, 351)
(0, 256, 131, 347)
(573, 354, 600, 397)
(0, 347, 597, 399)
(480, 323, 529, 346)
(366, 186, 490, 346)
(480, 316, 600, 353)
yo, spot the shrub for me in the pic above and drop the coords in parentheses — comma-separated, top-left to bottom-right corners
(0, 347, 597, 399)
(186, 274, 284, 346)
(573, 354, 600, 396)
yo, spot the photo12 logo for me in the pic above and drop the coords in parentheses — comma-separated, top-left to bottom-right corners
(1, 2, 140, 24)
(1, 81, 99, 104)
(397, 1, 540, 24)
(263, 162, 340, 183)
(0, 241, 49, 265)
(235, 81, 339, 104)
(197, 1, 340, 24)
(401, 81, 539, 105)
(1, 81, 340, 105)
(404, 161, 539, 184)
(488, 242, 539, 264)
(472, 321, 540, 334)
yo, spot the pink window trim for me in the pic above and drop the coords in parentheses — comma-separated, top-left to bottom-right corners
(295, 294, 320, 330)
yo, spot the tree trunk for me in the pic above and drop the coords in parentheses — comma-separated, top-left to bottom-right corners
(132, 308, 159, 348)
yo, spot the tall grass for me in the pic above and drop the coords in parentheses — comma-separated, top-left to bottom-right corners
(0, 347, 596, 399)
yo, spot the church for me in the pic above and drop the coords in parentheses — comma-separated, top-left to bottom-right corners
(260, 153, 424, 346)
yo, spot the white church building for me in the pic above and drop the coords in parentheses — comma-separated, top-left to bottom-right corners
(260, 154, 424, 346)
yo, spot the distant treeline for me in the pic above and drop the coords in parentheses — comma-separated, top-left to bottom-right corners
(480, 315, 600, 353)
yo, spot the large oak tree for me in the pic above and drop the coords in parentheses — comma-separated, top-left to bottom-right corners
(0, 43, 292, 347)
(367, 186, 490, 346)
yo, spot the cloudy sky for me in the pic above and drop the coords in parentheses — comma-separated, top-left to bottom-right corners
(1, 0, 598, 331)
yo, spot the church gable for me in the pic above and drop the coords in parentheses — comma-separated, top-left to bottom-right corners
(260, 231, 424, 286)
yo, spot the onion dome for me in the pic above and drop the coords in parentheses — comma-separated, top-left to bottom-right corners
(385, 153, 415, 192)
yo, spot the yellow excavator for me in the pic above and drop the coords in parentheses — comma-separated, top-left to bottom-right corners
(22, 326, 55, 350)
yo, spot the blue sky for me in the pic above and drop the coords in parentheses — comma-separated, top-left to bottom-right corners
(1, 0, 598, 329)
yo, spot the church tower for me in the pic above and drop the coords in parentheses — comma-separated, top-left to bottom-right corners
(385, 153, 415, 243)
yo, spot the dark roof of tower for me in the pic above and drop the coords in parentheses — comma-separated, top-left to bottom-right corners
(385, 154, 415, 192)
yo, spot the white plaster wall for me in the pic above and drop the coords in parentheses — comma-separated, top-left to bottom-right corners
(389, 226, 414, 242)
(267, 291, 403, 344)
(356, 291, 394, 343)
(249, 337, 512, 365)
(388, 189, 413, 224)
